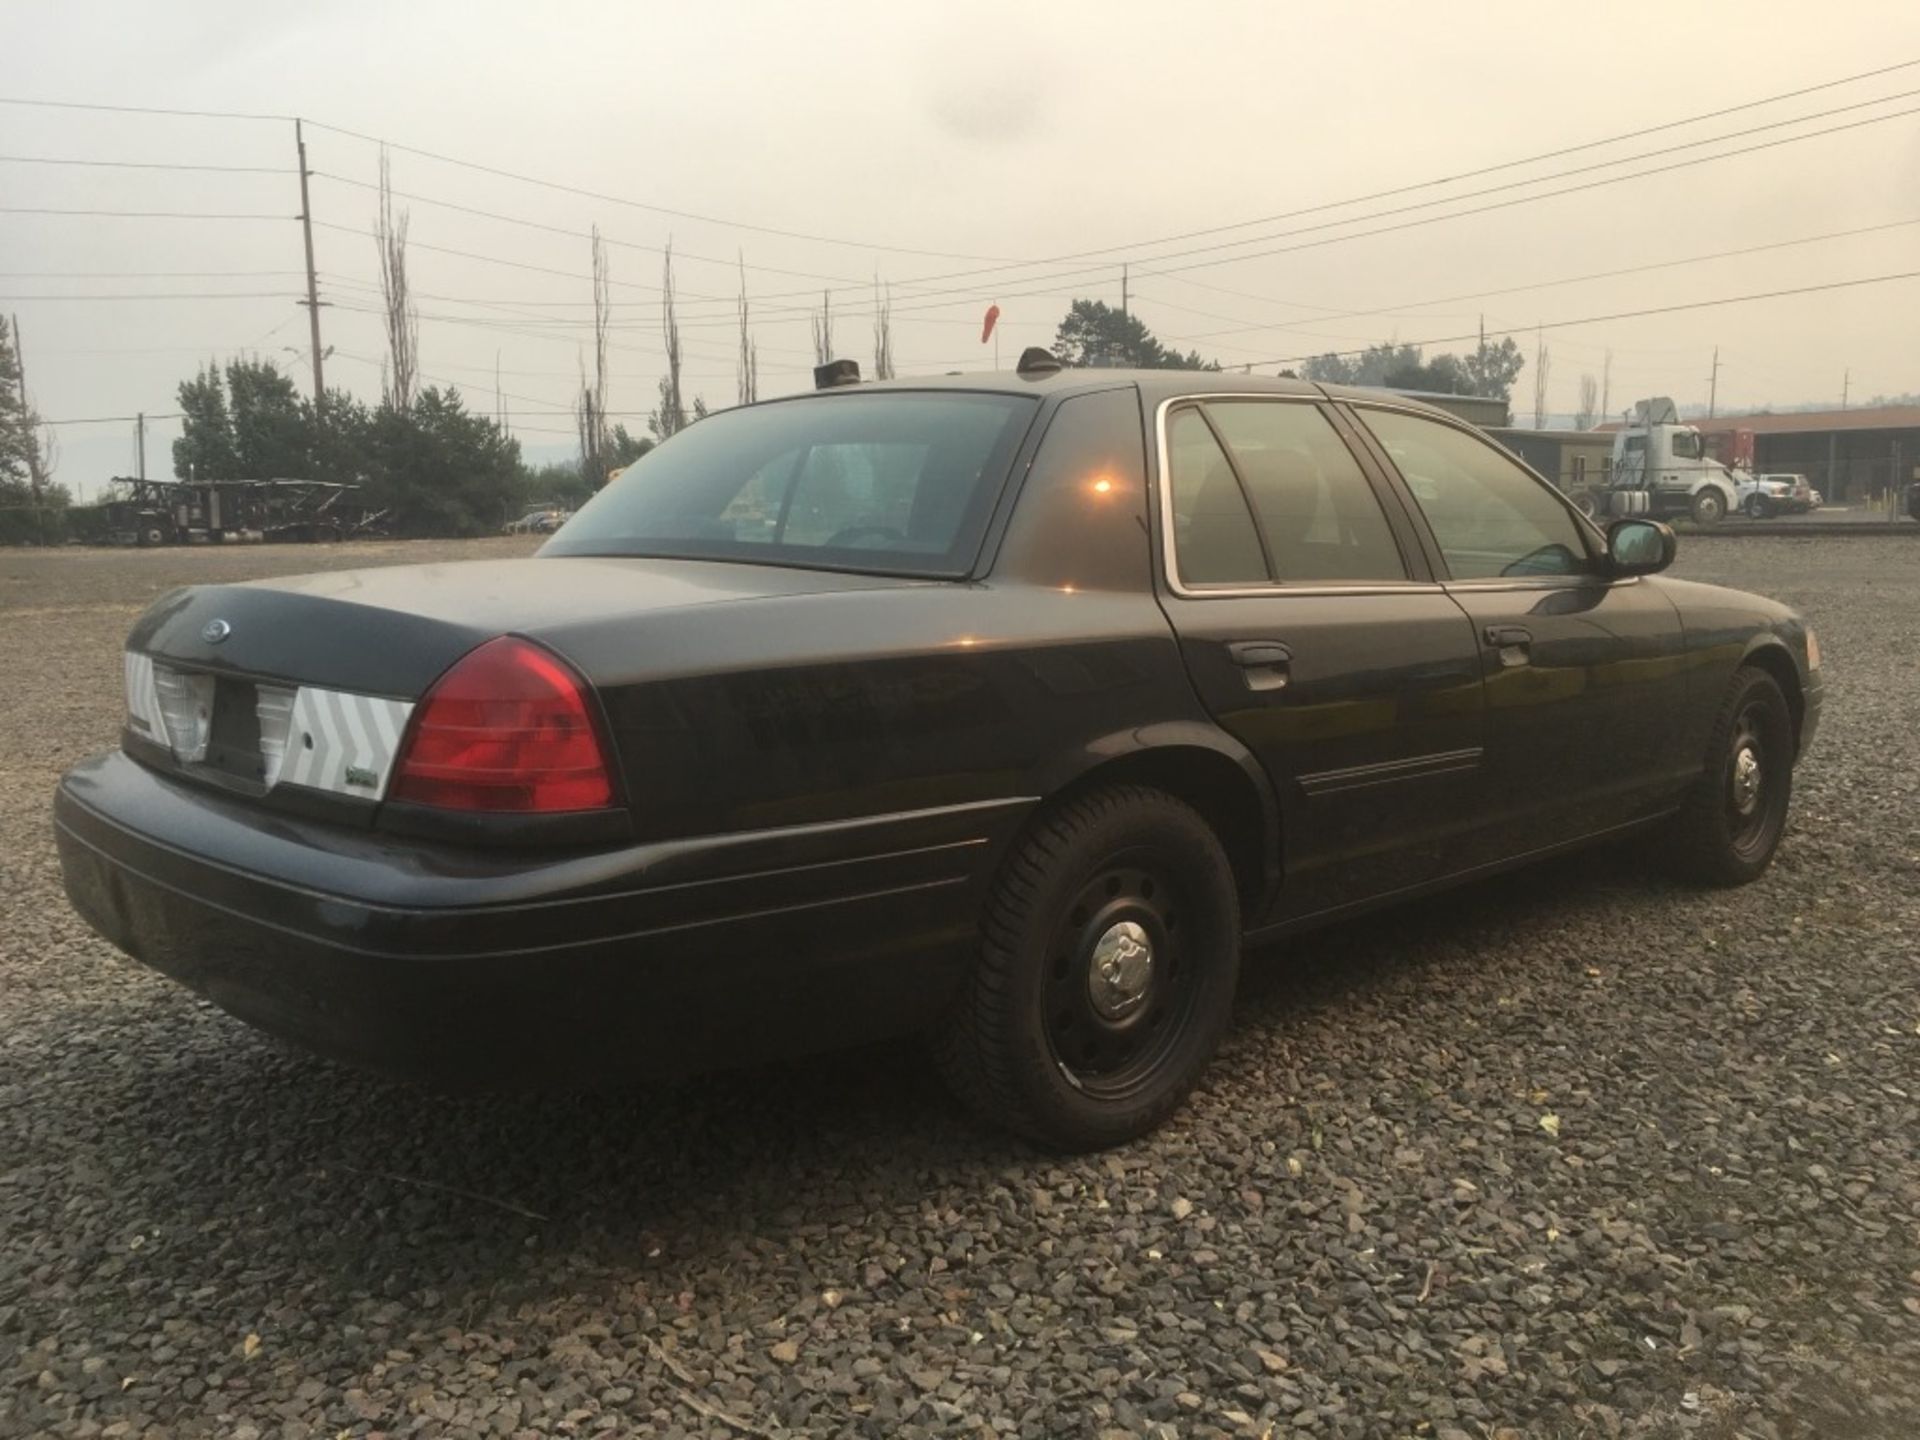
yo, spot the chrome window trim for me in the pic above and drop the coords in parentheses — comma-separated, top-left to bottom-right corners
(1443, 575, 1638, 594)
(1153, 394, 1440, 601)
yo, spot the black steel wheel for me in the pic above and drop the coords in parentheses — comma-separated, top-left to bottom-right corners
(1745, 493, 1772, 520)
(936, 785, 1240, 1150)
(1665, 667, 1795, 885)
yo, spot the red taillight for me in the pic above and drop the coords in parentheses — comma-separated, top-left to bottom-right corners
(391, 637, 615, 813)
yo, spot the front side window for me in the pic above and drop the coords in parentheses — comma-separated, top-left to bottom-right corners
(544, 391, 1038, 576)
(1357, 408, 1590, 580)
(1670, 431, 1704, 460)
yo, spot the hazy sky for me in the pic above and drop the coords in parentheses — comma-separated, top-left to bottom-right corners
(6, 0, 1919, 493)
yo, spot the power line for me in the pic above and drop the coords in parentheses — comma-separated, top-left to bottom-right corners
(299, 118, 1018, 264)
(1147, 215, 1920, 344)
(0, 96, 286, 122)
(0, 154, 290, 174)
(998, 58, 1920, 268)
(1089, 88, 1920, 277)
(310, 170, 874, 290)
(0, 269, 304, 279)
(0, 291, 297, 301)
(41, 411, 184, 426)
(1240, 269, 1920, 369)
(0, 206, 290, 221)
(822, 98, 1920, 329)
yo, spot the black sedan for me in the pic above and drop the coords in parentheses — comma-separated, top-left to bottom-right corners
(55, 357, 1823, 1150)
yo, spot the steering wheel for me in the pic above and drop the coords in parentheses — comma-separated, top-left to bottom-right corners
(825, 524, 908, 548)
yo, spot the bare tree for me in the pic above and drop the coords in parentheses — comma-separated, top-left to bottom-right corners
(1575, 373, 1599, 430)
(1531, 328, 1552, 429)
(575, 227, 612, 484)
(811, 289, 833, 365)
(656, 239, 687, 439)
(374, 148, 419, 410)
(872, 277, 895, 381)
(736, 253, 758, 406)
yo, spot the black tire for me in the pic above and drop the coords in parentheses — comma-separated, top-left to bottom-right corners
(1573, 492, 1598, 519)
(1691, 488, 1728, 525)
(935, 785, 1241, 1151)
(1744, 493, 1773, 520)
(1665, 668, 1794, 886)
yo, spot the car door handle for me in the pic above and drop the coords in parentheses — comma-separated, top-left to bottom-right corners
(1227, 641, 1291, 691)
(1484, 625, 1532, 648)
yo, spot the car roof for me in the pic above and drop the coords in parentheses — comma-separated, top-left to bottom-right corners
(773, 367, 1463, 419)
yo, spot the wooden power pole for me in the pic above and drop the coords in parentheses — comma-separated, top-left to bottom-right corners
(295, 120, 326, 412)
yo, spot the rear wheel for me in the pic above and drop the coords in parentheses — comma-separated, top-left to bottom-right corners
(1665, 668, 1794, 885)
(935, 785, 1241, 1150)
(1692, 488, 1728, 525)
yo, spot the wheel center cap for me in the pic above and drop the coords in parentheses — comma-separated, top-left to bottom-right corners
(1088, 920, 1154, 1020)
(1732, 746, 1762, 810)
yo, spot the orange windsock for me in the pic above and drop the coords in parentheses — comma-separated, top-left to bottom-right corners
(981, 304, 1001, 344)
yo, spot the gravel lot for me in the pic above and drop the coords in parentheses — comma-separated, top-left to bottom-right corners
(3, 535, 1917, 1439)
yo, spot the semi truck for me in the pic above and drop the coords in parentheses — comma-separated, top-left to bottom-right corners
(1607, 397, 1750, 524)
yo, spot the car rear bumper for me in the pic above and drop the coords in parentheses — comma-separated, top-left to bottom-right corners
(54, 751, 1027, 1086)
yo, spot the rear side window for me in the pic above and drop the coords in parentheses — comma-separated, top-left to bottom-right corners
(1204, 401, 1407, 582)
(1166, 407, 1267, 586)
(1357, 408, 1590, 580)
(545, 391, 1038, 577)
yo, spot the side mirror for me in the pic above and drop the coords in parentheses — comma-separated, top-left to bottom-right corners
(1607, 518, 1676, 576)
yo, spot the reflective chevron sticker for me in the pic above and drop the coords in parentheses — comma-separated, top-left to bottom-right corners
(123, 651, 168, 746)
(280, 686, 414, 799)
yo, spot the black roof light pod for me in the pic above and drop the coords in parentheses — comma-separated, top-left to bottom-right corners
(1016, 347, 1063, 378)
(814, 359, 862, 390)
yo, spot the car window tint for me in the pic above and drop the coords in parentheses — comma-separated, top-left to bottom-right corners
(1358, 408, 1590, 580)
(1166, 407, 1267, 586)
(544, 392, 1037, 577)
(1205, 401, 1406, 582)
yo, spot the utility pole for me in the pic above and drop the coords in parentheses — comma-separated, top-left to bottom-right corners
(1841, 368, 1850, 410)
(136, 412, 146, 480)
(294, 120, 326, 412)
(1121, 263, 1129, 321)
(1706, 346, 1719, 419)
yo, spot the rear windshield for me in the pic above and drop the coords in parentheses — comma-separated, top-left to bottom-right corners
(542, 390, 1039, 576)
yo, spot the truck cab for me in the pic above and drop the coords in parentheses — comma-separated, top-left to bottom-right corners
(1609, 397, 1746, 524)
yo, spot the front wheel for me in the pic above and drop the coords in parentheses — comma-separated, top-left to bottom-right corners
(1664, 668, 1795, 886)
(935, 785, 1241, 1150)
(1692, 489, 1728, 525)
(1745, 494, 1772, 520)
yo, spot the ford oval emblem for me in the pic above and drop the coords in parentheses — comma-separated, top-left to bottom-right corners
(201, 618, 232, 645)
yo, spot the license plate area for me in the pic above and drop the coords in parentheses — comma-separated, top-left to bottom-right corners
(200, 676, 270, 785)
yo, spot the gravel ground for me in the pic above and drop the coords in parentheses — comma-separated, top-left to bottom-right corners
(2, 535, 1916, 1439)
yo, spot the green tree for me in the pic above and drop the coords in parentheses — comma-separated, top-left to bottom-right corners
(172, 362, 240, 480)
(609, 423, 653, 468)
(1053, 300, 1217, 370)
(226, 359, 310, 477)
(1305, 338, 1525, 401)
(363, 387, 523, 537)
(1462, 336, 1526, 401)
(307, 389, 373, 486)
(0, 319, 51, 505)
